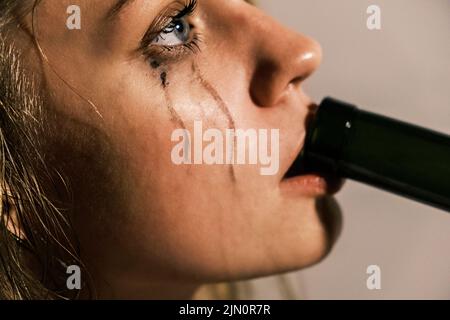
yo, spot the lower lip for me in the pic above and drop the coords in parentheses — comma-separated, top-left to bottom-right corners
(280, 173, 345, 197)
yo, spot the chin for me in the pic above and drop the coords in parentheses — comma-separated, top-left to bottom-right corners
(275, 196, 343, 273)
(315, 196, 343, 251)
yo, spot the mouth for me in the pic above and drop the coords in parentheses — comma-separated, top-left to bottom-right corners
(280, 105, 345, 197)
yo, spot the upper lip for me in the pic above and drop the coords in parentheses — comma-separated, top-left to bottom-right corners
(279, 103, 346, 195)
(281, 104, 318, 180)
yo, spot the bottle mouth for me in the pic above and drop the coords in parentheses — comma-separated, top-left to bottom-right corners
(284, 97, 358, 179)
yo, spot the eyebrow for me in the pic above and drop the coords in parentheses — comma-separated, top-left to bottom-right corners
(106, 0, 255, 20)
(106, 0, 135, 20)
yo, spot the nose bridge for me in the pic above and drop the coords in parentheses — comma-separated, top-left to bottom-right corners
(258, 11, 321, 67)
(245, 8, 322, 107)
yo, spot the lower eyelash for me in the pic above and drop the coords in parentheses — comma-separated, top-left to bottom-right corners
(179, 32, 203, 53)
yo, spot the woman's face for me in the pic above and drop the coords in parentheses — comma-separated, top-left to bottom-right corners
(28, 0, 341, 297)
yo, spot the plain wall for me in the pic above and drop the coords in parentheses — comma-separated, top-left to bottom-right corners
(251, 0, 450, 299)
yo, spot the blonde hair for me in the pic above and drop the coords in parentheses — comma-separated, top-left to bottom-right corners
(0, 0, 88, 299)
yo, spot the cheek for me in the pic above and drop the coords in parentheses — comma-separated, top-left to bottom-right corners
(100, 61, 236, 222)
(77, 61, 333, 281)
(91, 61, 246, 269)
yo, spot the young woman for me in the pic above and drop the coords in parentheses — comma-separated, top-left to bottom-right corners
(0, 0, 343, 299)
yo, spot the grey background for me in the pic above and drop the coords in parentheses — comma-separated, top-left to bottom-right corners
(246, 0, 450, 299)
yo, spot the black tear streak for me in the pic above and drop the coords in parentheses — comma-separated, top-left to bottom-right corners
(160, 71, 168, 88)
(149, 62, 182, 127)
(191, 62, 237, 183)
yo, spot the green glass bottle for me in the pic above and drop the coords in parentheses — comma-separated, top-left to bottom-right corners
(301, 97, 450, 212)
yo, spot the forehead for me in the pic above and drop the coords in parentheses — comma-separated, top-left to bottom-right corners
(31, 0, 137, 33)
(108, 0, 135, 19)
(36, 0, 122, 21)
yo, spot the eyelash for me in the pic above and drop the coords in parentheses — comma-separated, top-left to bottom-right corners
(140, 0, 201, 60)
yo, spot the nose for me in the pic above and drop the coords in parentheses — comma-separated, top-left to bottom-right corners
(249, 15, 322, 107)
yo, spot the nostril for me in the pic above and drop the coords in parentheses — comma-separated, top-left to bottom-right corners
(249, 59, 280, 107)
(291, 74, 308, 85)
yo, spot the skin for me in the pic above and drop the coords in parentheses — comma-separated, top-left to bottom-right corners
(19, 0, 342, 299)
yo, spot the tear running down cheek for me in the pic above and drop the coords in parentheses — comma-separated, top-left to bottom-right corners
(171, 120, 280, 176)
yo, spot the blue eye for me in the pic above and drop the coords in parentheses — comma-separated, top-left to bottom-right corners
(153, 18, 192, 46)
(141, 0, 201, 57)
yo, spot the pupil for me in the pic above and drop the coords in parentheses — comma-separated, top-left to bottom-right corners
(174, 20, 189, 40)
(175, 22, 184, 33)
